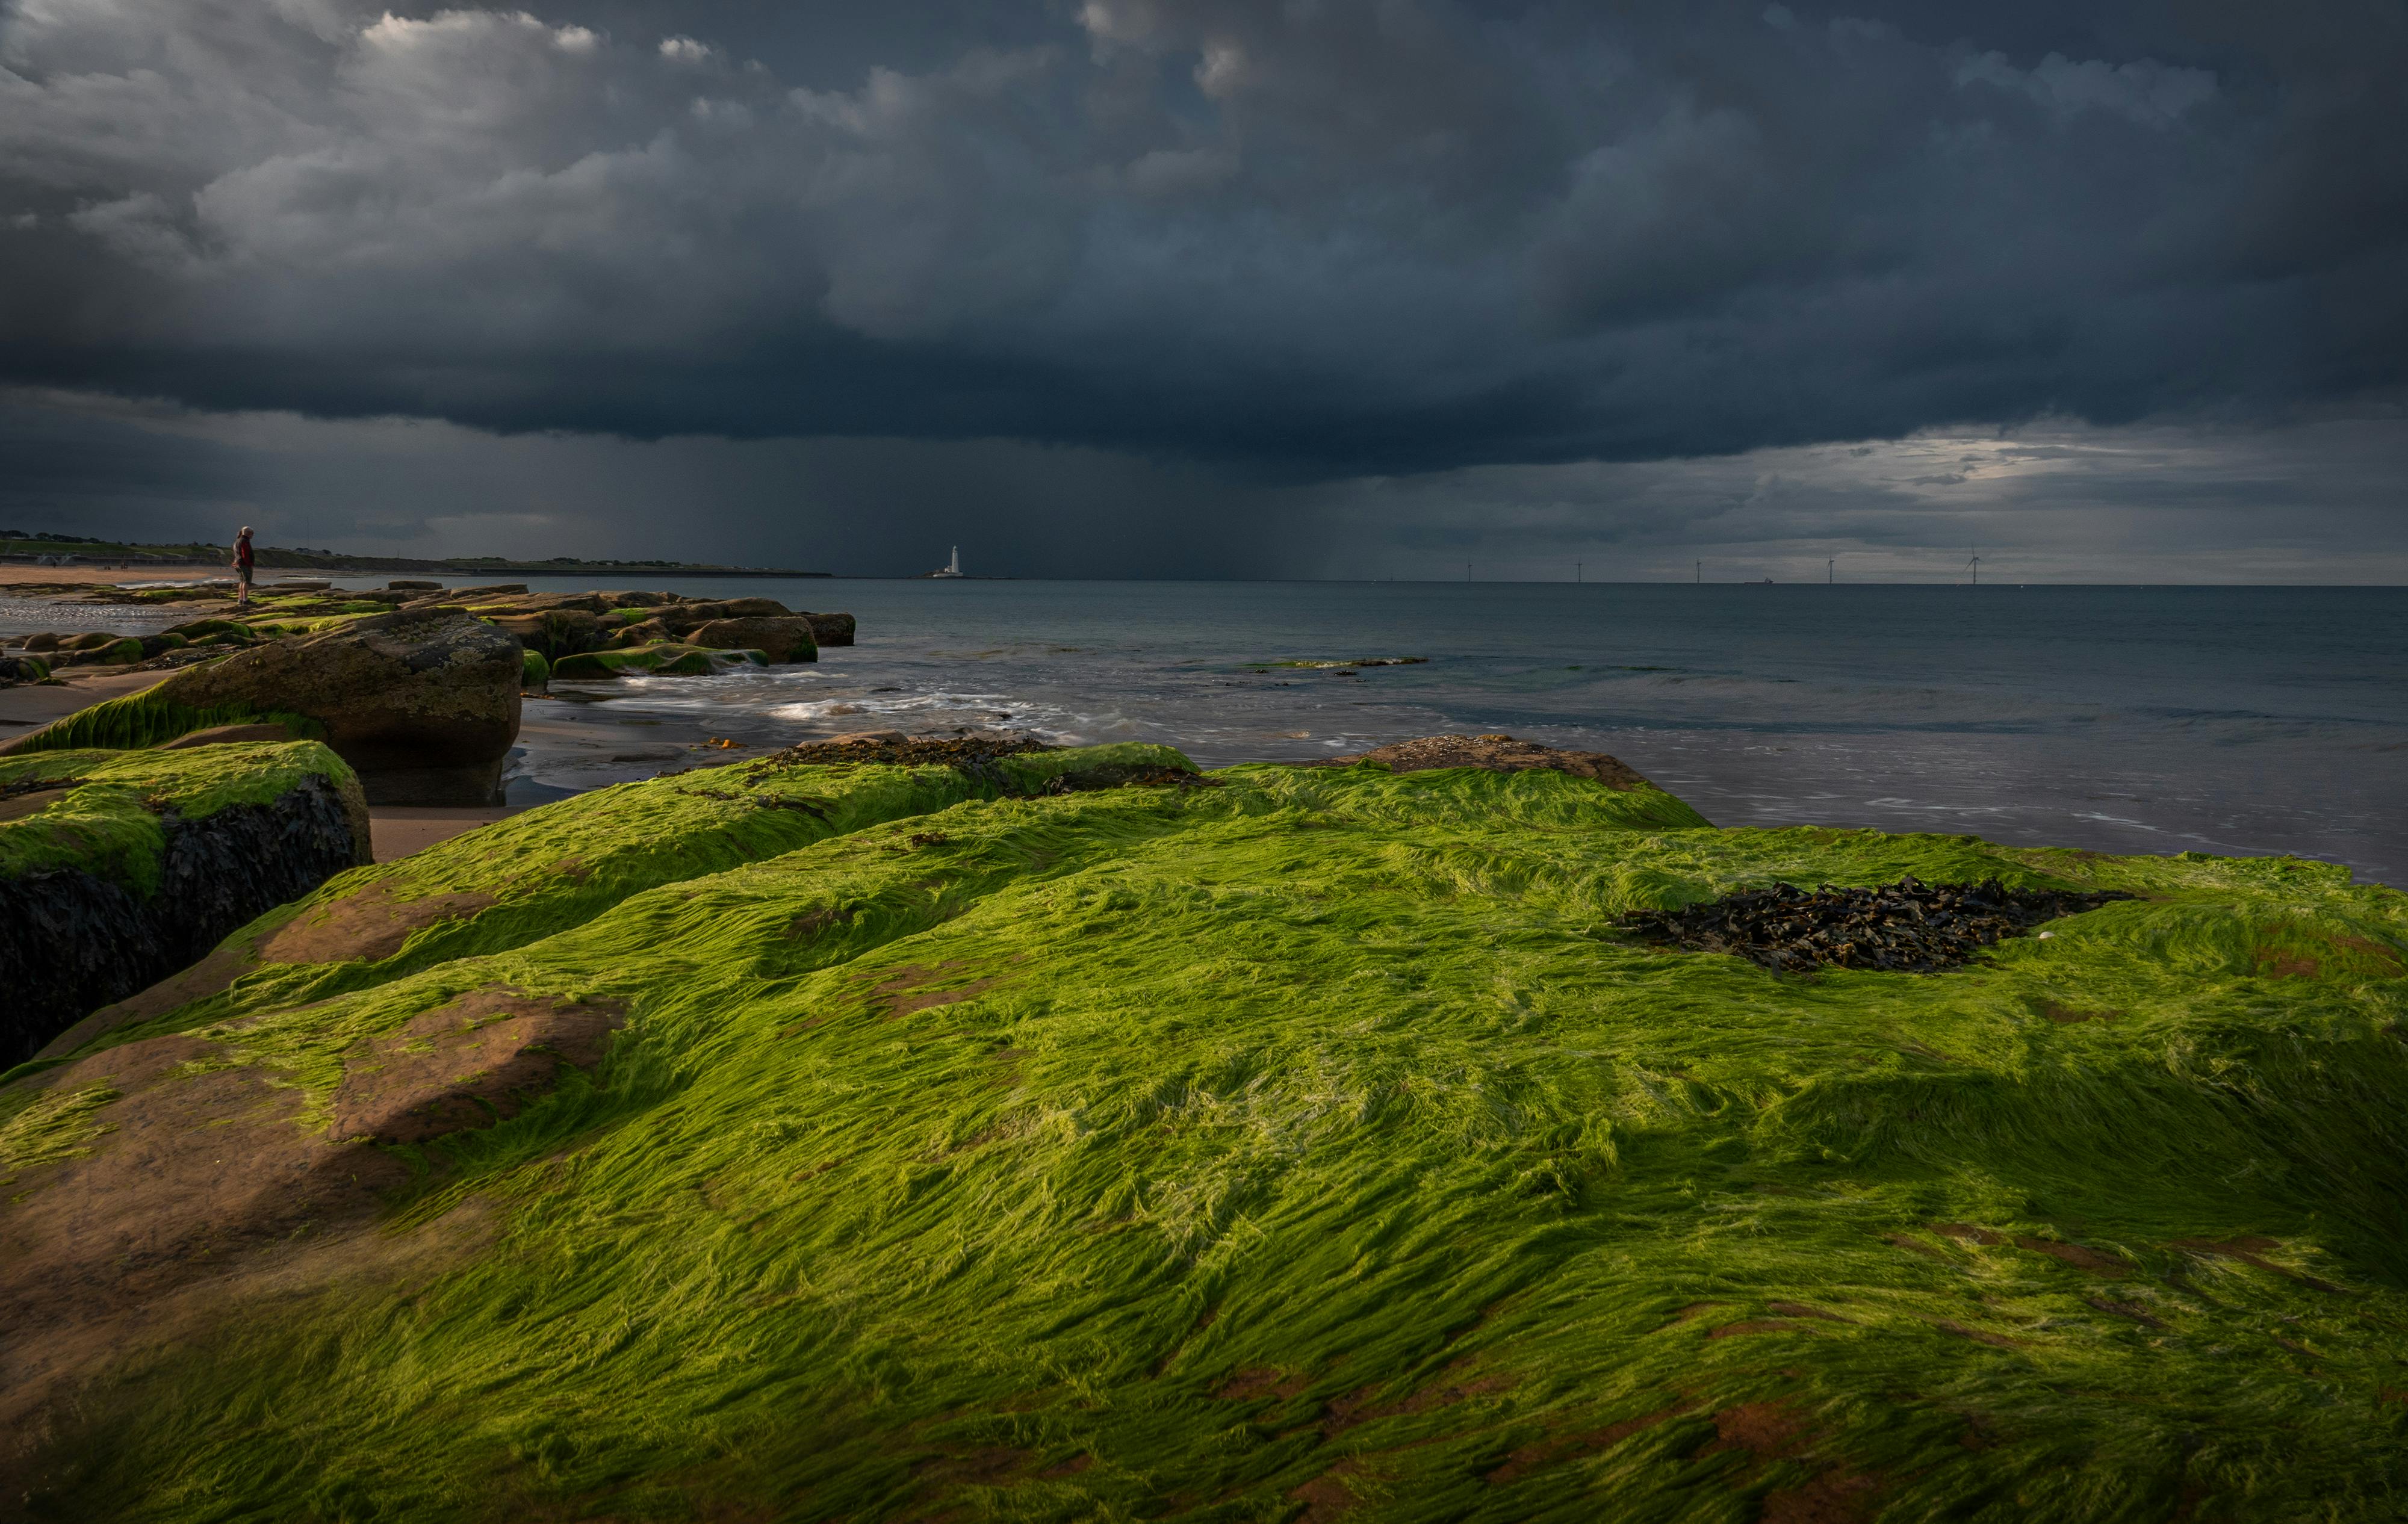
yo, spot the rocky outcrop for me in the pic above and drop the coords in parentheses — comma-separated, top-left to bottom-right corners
(656, 597, 792, 629)
(485, 609, 603, 658)
(686, 616, 818, 663)
(18, 746, 2387, 1517)
(607, 617, 675, 648)
(125, 610, 520, 805)
(800, 612, 855, 647)
(551, 645, 768, 679)
(0, 745, 370, 1064)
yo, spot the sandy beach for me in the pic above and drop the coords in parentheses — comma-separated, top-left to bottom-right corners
(0, 563, 229, 586)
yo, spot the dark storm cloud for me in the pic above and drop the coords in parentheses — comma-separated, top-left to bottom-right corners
(2, 0, 2403, 477)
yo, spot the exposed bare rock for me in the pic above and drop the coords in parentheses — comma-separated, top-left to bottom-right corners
(687, 616, 818, 663)
(143, 609, 523, 805)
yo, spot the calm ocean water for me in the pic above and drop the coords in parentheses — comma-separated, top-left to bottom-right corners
(14, 578, 2406, 884)
(484, 578, 2404, 886)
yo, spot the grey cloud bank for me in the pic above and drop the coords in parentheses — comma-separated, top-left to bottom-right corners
(0, 0, 2402, 575)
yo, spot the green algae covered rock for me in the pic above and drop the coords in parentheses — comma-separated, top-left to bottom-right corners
(552, 643, 768, 679)
(686, 615, 818, 663)
(4, 742, 2406, 1519)
(520, 647, 550, 691)
(0, 742, 370, 1066)
(55, 636, 146, 666)
(5, 609, 523, 807)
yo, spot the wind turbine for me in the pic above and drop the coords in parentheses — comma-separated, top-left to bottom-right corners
(1963, 548, 1981, 586)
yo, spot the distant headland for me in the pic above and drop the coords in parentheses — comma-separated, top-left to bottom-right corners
(0, 529, 827, 578)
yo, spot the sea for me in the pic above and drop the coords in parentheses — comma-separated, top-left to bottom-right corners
(9, 578, 2404, 885)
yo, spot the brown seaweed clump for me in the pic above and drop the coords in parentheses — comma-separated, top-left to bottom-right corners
(1622, 876, 2133, 973)
(752, 731, 1058, 771)
(1330, 734, 1652, 791)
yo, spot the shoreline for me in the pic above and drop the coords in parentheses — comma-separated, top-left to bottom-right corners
(4, 580, 2400, 885)
(2, 559, 829, 580)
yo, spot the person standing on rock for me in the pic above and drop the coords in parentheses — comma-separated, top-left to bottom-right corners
(232, 525, 255, 606)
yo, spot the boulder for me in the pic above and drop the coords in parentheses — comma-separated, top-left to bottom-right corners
(60, 637, 145, 666)
(0, 740, 369, 1063)
(166, 618, 244, 639)
(484, 609, 604, 658)
(0, 654, 49, 685)
(551, 644, 768, 679)
(656, 597, 793, 633)
(506, 592, 613, 615)
(609, 618, 675, 648)
(166, 619, 257, 647)
(23, 632, 58, 652)
(799, 611, 855, 646)
(686, 616, 818, 663)
(133, 609, 521, 805)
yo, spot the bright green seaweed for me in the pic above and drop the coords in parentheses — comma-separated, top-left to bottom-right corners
(0, 742, 358, 893)
(10, 754, 2407, 1521)
(0, 681, 324, 755)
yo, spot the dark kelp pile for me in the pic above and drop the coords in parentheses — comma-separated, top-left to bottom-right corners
(1040, 762, 1221, 794)
(1622, 875, 2135, 972)
(747, 733, 1212, 797)
(754, 732, 1058, 771)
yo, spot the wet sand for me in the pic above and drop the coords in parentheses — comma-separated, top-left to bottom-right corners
(368, 807, 517, 863)
(0, 565, 228, 586)
(0, 669, 164, 734)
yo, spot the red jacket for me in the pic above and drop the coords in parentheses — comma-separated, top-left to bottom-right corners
(235, 537, 254, 568)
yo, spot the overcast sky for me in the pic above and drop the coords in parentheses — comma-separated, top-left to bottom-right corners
(1, 0, 2402, 579)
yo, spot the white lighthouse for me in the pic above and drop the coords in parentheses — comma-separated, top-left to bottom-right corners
(928, 547, 963, 578)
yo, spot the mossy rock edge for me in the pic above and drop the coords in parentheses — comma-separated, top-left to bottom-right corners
(0, 742, 370, 1064)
